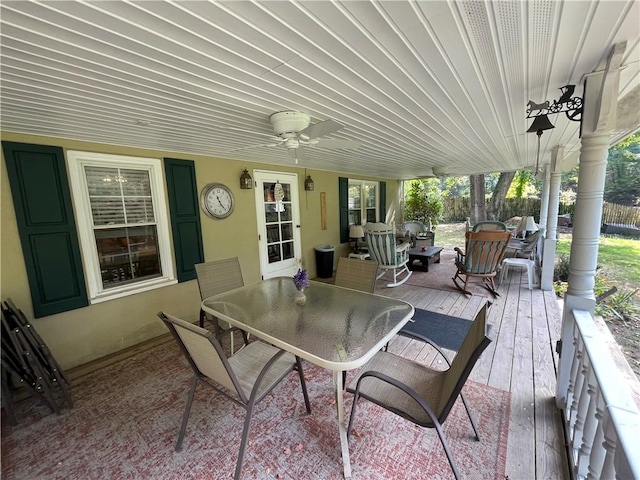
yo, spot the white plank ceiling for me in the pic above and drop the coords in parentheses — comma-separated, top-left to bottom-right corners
(1, 0, 639, 179)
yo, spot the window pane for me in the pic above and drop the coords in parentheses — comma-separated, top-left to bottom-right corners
(365, 183, 377, 208)
(91, 198, 125, 225)
(120, 169, 152, 196)
(124, 198, 155, 224)
(348, 184, 361, 209)
(366, 209, 377, 223)
(349, 210, 361, 225)
(85, 167, 121, 196)
(96, 226, 161, 289)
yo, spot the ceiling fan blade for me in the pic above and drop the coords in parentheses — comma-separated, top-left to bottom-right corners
(224, 138, 284, 153)
(300, 118, 344, 139)
(312, 138, 362, 149)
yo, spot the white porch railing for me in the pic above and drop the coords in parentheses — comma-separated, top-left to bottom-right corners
(558, 309, 640, 479)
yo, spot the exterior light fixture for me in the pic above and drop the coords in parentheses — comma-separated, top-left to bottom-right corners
(304, 175, 314, 191)
(240, 169, 253, 189)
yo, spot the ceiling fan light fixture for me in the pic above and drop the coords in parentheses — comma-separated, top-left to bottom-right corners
(269, 111, 310, 136)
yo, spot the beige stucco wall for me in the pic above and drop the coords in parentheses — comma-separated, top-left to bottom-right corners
(1, 132, 401, 370)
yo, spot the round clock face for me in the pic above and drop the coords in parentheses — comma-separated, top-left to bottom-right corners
(200, 183, 234, 219)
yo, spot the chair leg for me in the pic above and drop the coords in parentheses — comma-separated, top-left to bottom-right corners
(295, 356, 312, 414)
(432, 420, 462, 480)
(235, 396, 259, 480)
(459, 392, 481, 441)
(175, 376, 198, 451)
(346, 390, 361, 441)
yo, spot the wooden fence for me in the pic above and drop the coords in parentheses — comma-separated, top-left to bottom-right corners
(440, 198, 638, 227)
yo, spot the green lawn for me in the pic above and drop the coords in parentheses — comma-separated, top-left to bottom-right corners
(557, 233, 640, 287)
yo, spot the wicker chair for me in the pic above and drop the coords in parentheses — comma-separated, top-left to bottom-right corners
(158, 312, 311, 480)
(364, 222, 412, 287)
(195, 257, 248, 353)
(452, 230, 511, 296)
(334, 256, 378, 293)
(347, 303, 492, 480)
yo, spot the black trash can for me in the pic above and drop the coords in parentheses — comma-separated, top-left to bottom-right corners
(314, 245, 335, 278)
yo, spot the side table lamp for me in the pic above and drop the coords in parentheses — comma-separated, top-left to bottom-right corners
(349, 225, 365, 253)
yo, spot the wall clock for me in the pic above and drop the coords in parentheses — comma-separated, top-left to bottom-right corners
(200, 183, 234, 219)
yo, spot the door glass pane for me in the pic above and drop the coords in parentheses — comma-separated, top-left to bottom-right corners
(268, 244, 281, 264)
(279, 205, 292, 221)
(264, 206, 279, 223)
(281, 223, 293, 241)
(266, 224, 280, 243)
(282, 241, 294, 260)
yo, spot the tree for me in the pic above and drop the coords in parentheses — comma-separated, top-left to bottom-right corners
(469, 174, 486, 224)
(487, 171, 516, 220)
(403, 179, 444, 224)
(604, 132, 640, 206)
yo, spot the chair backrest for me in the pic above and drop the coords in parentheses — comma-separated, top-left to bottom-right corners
(195, 257, 244, 300)
(334, 257, 378, 293)
(436, 303, 492, 421)
(472, 220, 507, 232)
(364, 223, 401, 268)
(401, 220, 428, 236)
(462, 230, 511, 274)
(158, 311, 244, 399)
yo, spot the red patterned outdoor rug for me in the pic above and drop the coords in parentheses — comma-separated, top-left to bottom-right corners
(2, 341, 510, 480)
(404, 250, 495, 298)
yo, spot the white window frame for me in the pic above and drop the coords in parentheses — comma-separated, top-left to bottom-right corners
(348, 179, 380, 225)
(66, 151, 176, 303)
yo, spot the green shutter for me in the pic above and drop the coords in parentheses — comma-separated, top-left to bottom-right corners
(164, 158, 204, 282)
(2, 142, 88, 317)
(339, 177, 349, 243)
(379, 181, 386, 222)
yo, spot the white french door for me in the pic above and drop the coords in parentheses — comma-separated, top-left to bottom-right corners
(253, 170, 302, 279)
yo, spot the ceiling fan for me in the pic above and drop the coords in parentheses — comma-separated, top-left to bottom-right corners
(228, 110, 362, 163)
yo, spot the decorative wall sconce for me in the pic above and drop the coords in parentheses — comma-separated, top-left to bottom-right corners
(304, 175, 314, 191)
(239, 169, 253, 189)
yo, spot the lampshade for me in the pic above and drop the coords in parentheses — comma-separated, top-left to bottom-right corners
(518, 216, 538, 233)
(349, 225, 365, 239)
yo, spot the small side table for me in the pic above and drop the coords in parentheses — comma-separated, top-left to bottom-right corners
(348, 252, 370, 260)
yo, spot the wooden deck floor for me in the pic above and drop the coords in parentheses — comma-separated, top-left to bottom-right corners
(376, 267, 571, 480)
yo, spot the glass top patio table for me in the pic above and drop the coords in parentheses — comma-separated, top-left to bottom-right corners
(201, 277, 414, 371)
(202, 277, 414, 479)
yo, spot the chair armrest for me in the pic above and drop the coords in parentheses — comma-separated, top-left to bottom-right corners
(395, 241, 411, 253)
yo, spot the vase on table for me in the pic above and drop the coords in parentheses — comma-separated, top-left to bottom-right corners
(295, 287, 307, 305)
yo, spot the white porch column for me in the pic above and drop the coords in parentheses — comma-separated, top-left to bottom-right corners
(557, 42, 625, 405)
(541, 148, 563, 291)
